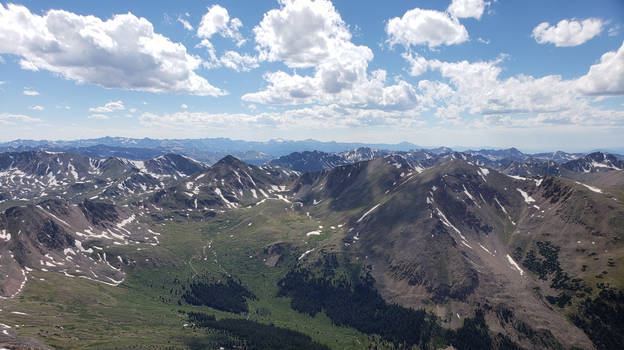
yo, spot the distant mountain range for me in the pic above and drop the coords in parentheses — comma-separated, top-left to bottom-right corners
(2, 137, 620, 165)
(0, 137, 419, 164)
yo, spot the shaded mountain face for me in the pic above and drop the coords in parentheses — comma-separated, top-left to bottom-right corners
(273, 148, 623, 189)
(270, 147, 438, 173)
(268, 150, 350, 173)
(149, 155, 298, 210)
(0, 198, 159, 297)
(500, 159, 562, 177)
(531, 150, 583, 162)
(0, 151, 207, 205)
(561, 152, 623, 173)
(291, 156, 623, 349)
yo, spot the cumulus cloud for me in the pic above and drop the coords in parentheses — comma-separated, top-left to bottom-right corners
(577, 41, 624, 95)
(532, 18, 603, 47)
(30, 105, 44, 111)
(253, 0, 356, 68)
(23, 89, 39, 96)
(0, 3, 225, 96)
(447, 0, 486, 20)
(181, 104, 188, 109)
(402, 52, 429, 77)
(245, 0, 418, 110)
(89, 100, 125, 113)
(386, 8, 469, 49)
(398, 42, 624, 128)
(422, 55, 580, 117)
(197, 5, 244, 46)
(196, 5, 256, 71)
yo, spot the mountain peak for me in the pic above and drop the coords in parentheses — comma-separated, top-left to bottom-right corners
(215, 155, 244, 166)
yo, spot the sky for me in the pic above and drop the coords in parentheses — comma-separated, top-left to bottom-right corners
(0, 0, 623, 152)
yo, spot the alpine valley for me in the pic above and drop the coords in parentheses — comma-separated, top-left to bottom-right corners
(1, 139, 623, 350)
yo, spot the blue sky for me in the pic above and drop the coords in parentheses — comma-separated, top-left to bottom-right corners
(0, 0, 623, 152)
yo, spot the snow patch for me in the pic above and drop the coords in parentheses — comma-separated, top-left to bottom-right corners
(478, 243, 494, 256)
(357, 203, 381, 223)
(478, 168, 489, 182)
(507, 174, 527, 181)
(298, 248, 314, 260)
(516, 188, 535, 203)
(0, 229, 10, 241)
(506, 254, 524, 276)
(36, 205, 71, 227)
(576, 182, 602, 193)
(215, 188, 237, 208)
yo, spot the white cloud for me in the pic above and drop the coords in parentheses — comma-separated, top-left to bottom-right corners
(197, 5, 244, 46)
(139, 104, 424, 131)
(447, 0, 486, 20)
(218, 51, 260, 72)
(423, 55, 579, 116)
(397, 44, 624, 128)
(608, 25, 620, 37)
(0, 3, 225, 96)
(88, 114, 111, 120)
(202, 49, 260, 72)
(19, 59, 38, 71)
(253, 0, 356, 68)
(89, 100, 125, 113)
(30, 105, 44, 111)
(23, 89, 39, 96)
(402, 52, 429, 77)
(196, 5, 255, 72)
(177, 16, 193, 31)
(386, 8, 469, 49)
(0, 112, 42, 125)
(532, 18, 603, 47)
(243, 67, 419, 111)
(245, 0, 417, 111)
(577, 41, 624, 95)
(476, 106, 624, 128)
(181, 104, 188, 109)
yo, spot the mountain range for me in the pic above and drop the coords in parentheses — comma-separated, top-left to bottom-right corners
(2, 137, 621, 165)
(0, 145, 623, 350)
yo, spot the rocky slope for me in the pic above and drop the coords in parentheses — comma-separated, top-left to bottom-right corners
(289, 156, 623, 349)
(0, 198, 158, 297)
